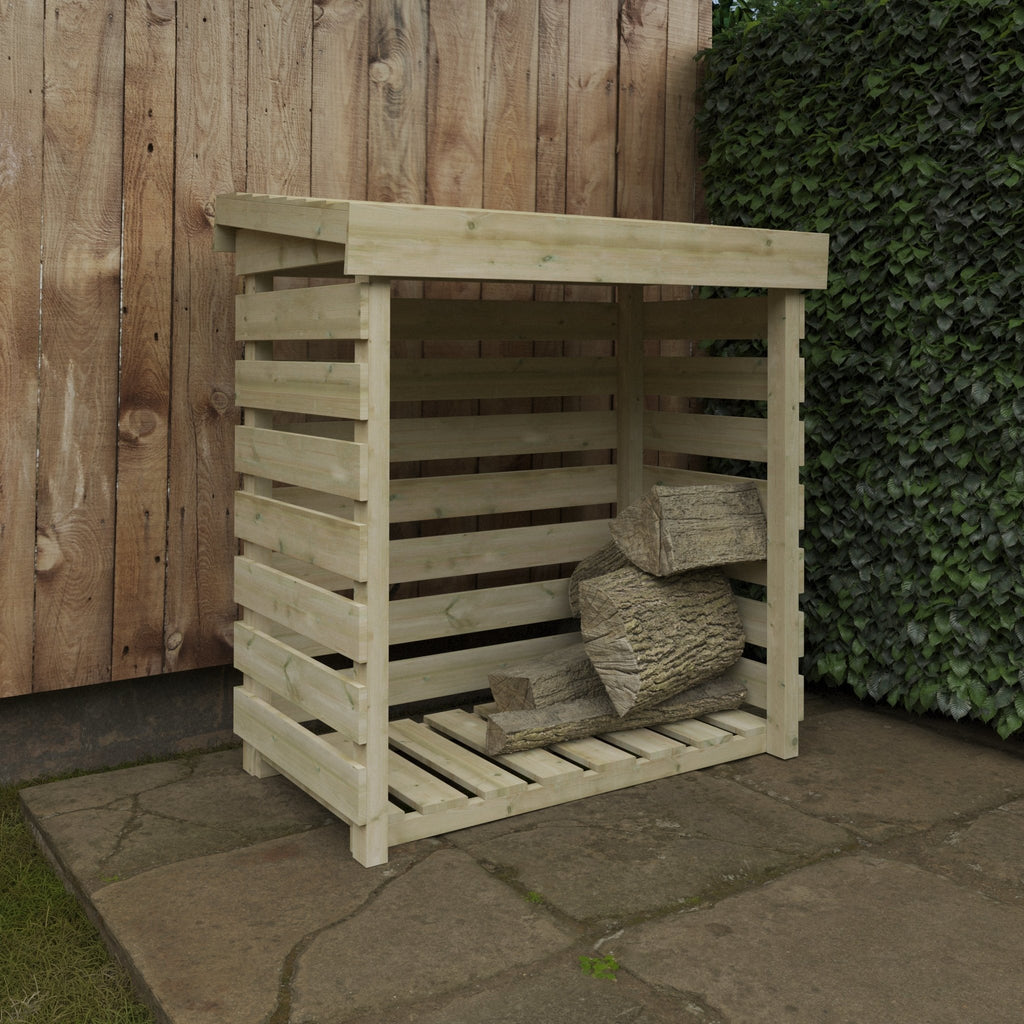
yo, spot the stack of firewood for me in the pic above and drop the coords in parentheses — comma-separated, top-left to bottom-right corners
(484, 483, 768, 755)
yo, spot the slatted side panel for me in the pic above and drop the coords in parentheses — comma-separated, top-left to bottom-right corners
(232, 268, 373, 825)
(641, 295, 805, 722)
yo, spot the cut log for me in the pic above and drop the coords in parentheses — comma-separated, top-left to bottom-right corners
(579, 565, 744, 716)
(485, 675, 747, 754)
(489, 642, 604, 711)
(567, 540, 631, 615)
(609, 483, 767, 576)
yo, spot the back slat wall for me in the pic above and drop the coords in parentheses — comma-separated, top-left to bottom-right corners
(0, 0, 712, 698)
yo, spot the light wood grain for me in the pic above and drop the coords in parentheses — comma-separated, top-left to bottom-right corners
(0, 0, 43, 695)
(165, 0, 246, 674)
(35, 0, 123, 689)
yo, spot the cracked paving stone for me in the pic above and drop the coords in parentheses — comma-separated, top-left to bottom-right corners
(882, 797, 1024, 905)
(90, 826, 416, 1024)
(21, 750, 337, 893)
(448, 774, 851, 922)
(616, 854, 1024, 1024)
(20, 760, 189, 818)
(336, 953, 726, 1024)
(708, 708, 1024, 841)
(288, 848, 578, 1023)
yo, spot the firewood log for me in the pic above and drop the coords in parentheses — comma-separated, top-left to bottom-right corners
(579, 564, 744, 716)
(567, 540, 631, 616)
(609, 483, 766, 576)
(485, 674, 746, 754)
(489, 642, 604, 711)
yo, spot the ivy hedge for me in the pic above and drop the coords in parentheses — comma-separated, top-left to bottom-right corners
(695, 0, 1024, 736)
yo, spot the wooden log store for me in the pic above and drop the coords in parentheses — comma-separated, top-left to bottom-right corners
(214, 193, 829, 866)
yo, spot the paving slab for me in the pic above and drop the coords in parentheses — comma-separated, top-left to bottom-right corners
(90, 826, 421, 1024)
(448, 773, 852, 924)
(21, 749, 335, 894)
(334, 953, 725, 1024)
(615, 853, 1024, 1024)
(881, 796, 1024, 906)
(288, 848, 578, 1023)
(708, 707, 1024, 840)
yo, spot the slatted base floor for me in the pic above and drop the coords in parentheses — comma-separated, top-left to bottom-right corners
(383, 705, 767, 847)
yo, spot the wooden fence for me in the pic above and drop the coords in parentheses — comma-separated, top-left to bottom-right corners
(0, 0, 711, 699)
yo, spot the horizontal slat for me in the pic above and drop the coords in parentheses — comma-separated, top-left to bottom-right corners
(549, 736, 637, 770)
(235, 281, 367, 341)
(388, 633, 581, 705)
(652, 718, 731, 748)
(391, 357, 615, 402)
(233, 687, 365, 824)
(235, 491, 366, 581)
(216, 193, 350, 247)
(642, 295, 769, 340)
(388, 719, 529, 798)
(736, 595, 768, 648)
(390, 579, 571, 645)
(388, 464, 617, 522)
(389, 519, 611, 584)
(236, 359, 367, 418)
(644, 411, 768, 462)
(735, 596, 805, 657)
(218, 195, 828, 289)
(644, 356, 768, 401)
(390, 411, 617, 462)
(391, 298, 617, 342)
(423, 709, 585, 783)
(703, 709, 766, 738)
(230, 226, 347, 275)
(387, 750, 468, 813)
(597, 727, 684, 760)
(236, 426, 367, 499)
(271, 486, 355, 517)
(341, 200, 830, 289)
(235, 555, 366, 661)
(233, 622, 366, 743)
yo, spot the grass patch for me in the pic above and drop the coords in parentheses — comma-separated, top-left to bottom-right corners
(0, 783, 155, 1024)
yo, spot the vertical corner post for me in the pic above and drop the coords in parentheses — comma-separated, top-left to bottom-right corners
(348, 276, 392, 866)
(765, 288, 804, 757)
(237, 267, 279, 778)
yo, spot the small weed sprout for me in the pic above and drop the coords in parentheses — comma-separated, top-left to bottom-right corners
(579, 953, 619, 981)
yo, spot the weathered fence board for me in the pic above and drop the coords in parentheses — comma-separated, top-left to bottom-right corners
(1, 0, 711, 698)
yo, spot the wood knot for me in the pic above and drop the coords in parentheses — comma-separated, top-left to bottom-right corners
(36, 530, 64, 574)
(118, 408, 160, 442)
(368, 60, 392, 84)
(209, 389, 231, 414)
(165, 631, 184, 652)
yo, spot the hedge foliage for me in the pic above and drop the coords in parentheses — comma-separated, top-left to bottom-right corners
(696, 0, 1024, 736)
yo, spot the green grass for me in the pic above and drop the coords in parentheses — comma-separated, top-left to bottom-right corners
(0, 783, 155, 1024)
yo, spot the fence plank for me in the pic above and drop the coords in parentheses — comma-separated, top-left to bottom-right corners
(112, 0, 176, 680)
(35, 0, 124, 690)
(0, 0, 716, 699)
(0, 1, 44, 697)
(165, 0, 247, 673)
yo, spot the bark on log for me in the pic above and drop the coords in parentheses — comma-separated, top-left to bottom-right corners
(579, 565, 744, 716)
(485, 674, 747, 754)
(609, 483, 767, 576)
(567, 540, 631, 615)
(489, 642, 604, 711)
